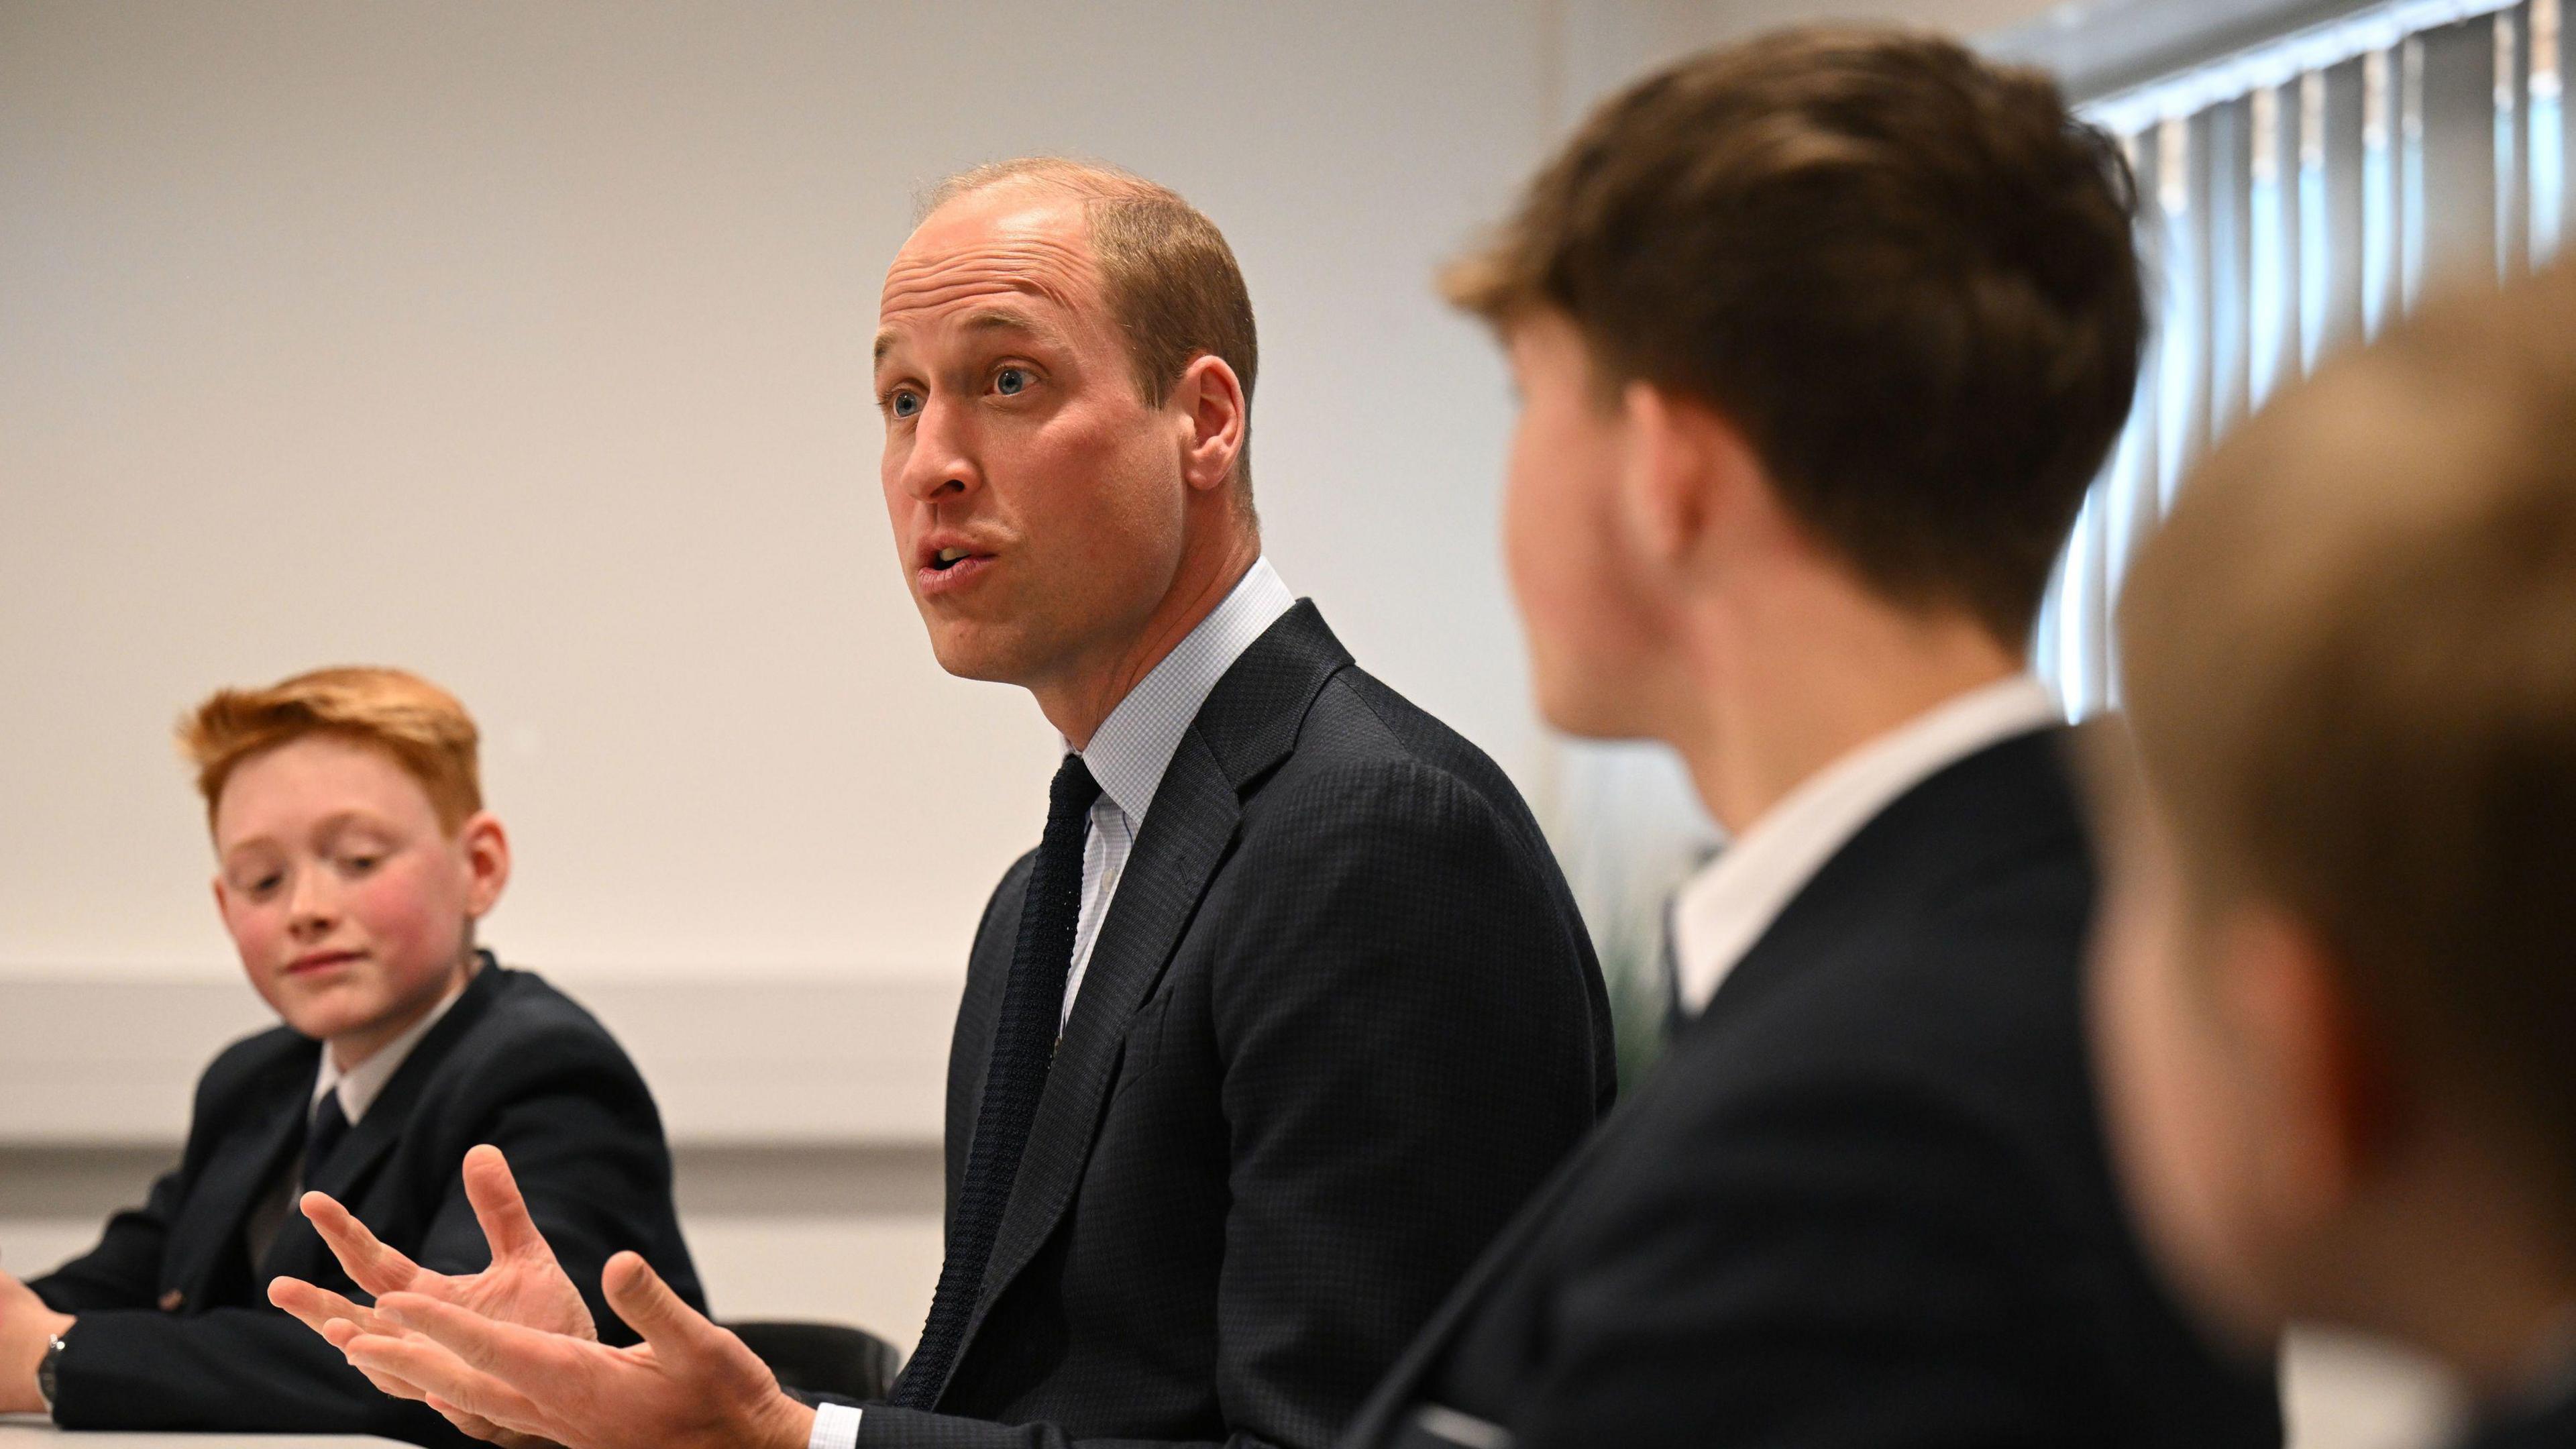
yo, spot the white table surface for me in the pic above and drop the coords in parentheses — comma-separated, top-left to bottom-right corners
(0, 1415, 397, 1447)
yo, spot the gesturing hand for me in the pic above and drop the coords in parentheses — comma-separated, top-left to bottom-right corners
(343, 1250, 812, 1449)
(274, 1143, 597, 1344)
(268, 1143, 591, 1446)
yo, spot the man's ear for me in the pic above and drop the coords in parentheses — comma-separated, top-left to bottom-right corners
(1172, 354, 1248, 495)
(1615, 381, 1762, 573)
(2218, 904, 2398, 1231)
(456, 812, 512, 919)
(211, 873, 230, 919)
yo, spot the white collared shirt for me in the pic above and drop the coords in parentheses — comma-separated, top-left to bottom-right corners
(809, 558, 1294, 1449)
(309, 967, 474, 1126)
(1668, 676, 2063, 1016)
(1063, 555, 1296, 1024)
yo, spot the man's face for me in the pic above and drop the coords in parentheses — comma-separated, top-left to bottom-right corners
(2090, 763, 2296, 1352)
(1501, 311, 1669, 739)
(874, 186, 1191, 692)
(211, 735, 488, 1053)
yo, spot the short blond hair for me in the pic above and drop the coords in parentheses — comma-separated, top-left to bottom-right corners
(180, 666, 482, 833)
(2121, 266, 2576, 1169)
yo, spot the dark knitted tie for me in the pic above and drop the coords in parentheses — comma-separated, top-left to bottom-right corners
(893, 753, 1100, 1408)
(303, 1091, 352, 1185)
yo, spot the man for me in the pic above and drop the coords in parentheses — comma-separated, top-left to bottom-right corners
(2094, 265, 2576, 1449)
(1338, 30, 2280, 1449)
(270, 160, 1617, 1449)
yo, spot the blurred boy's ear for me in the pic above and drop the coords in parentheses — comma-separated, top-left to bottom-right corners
(2213, 903, 2398, 1235)
(457, 812, 511, 919)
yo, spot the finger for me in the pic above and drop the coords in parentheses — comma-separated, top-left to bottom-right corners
(313, 1316, 438, 1403)
(302, 1191, 437, 1297)
(343, 1329, 557, 1440)
(460, 1145, 549, 1263)
(600, 1251, 723, 1360)
(270, 1276, 384, 1338)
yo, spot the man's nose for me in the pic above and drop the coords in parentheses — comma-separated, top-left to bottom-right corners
(896, 397, 980, 502)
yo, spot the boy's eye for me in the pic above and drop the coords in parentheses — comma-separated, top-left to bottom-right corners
(252, 873, 282, 896)
(889, 389, 922, 419)
(344, 855, 378, 874)
(994, 367, 1029, 396)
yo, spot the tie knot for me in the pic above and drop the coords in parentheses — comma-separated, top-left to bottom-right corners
(1050, 753, 1103, 822)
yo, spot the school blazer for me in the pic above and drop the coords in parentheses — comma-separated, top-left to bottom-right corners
(850, 602, 1619, 1449)
(1339, 729, 2284, 1449)
(32, 959, 704, 1445)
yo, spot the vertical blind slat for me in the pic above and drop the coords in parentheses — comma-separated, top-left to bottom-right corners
(2037, 2, 2540, 717)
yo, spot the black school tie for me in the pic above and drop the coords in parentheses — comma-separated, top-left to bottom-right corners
(892, 753, 1101, 1408)
(304, 1091, 352, 1185)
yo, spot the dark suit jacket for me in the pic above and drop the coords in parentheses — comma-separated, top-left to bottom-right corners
(1340, 729, 2284, 1449)
(852, 602, 1617, 1449)
(2463, 1381, 2576, 1449)
(32, 958, 704, 1445)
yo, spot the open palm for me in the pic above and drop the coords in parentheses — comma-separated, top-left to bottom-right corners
(270, 1144, 592, 1445)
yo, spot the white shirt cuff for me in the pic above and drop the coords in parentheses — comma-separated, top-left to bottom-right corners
(808, 1401, 863, 1449)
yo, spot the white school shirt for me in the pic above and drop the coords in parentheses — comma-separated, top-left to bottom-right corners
(1668, 676, 2063, 1017)
(810, 556, 1294, 1449)
(309, 968, 473, 1126)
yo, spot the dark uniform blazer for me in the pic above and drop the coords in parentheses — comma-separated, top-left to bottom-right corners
(1340, 729, 2284, 1449)
(32, 959, 704, 1445)
(2463, 1382, 2576, 1449)
(851, 602, 1618, 1449)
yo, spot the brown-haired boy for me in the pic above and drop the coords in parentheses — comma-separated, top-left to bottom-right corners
(1341, 26, 2276, 1449)
(2096, 266, 2576, 1449)
(0, 667, 703, 1444)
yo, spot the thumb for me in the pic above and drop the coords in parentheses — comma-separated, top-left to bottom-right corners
(601, 1252, 715, 1357)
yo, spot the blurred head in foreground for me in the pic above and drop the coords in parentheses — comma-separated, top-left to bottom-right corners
(182, 665, 509, 1067)
(1447, 27, 2140, 824)
(2096, 266, 2576, 1396)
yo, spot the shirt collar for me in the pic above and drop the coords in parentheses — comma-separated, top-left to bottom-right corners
(1670, 675, 2061, 1016)
(312, 961, 477, 1125)
(1077, 555, 1296, 823)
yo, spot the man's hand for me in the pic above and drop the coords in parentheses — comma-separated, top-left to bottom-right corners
(0, 1267, 74, 1415)
(274, 1144, 597, 1344)
(342, 1250, 811, 1449)
(268, 1143, 591, 1446)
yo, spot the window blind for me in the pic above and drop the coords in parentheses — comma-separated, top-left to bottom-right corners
(2032, 0, 2567, 714)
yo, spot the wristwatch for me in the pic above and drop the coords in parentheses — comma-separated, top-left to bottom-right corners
(36, 1332, 66, 1413)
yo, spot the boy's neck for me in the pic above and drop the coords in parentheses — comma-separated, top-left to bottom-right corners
(2314, 1132, 2576, 1399)
(325, 951, 478, 1074)
(1661, 579, 2022, 838)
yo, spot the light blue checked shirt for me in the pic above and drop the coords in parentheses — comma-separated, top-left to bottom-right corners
(1058, 554, 1295, 1026)
(809, 555, 1293, 1449)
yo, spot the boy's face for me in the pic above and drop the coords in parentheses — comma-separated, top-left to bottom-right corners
(2091, 753, 2316, 1353)
(210, 735, 508, 1062)
(1499, 311, 1674, 741)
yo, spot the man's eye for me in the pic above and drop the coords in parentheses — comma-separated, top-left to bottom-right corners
(889, 390, 922, 419)
(343, 855, 379, 875)
(994, 367, 1029, 396)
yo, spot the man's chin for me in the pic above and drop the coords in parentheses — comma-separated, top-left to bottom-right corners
(925, 624, 1044, 686)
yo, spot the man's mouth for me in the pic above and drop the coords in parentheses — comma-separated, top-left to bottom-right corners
(932, 547, 971, 572)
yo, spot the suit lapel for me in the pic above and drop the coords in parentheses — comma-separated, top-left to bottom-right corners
(164, 1055, 312, 1308)
(940, 602, 1354, 1399)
